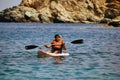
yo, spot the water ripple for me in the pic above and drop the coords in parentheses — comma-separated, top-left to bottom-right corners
(0, 23, 120, 80)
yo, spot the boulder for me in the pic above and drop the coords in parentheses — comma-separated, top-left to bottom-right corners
(0, 6, 40, 22)
(108, 16, 120, 27)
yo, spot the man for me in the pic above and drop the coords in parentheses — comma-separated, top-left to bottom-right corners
(45, 34, 66, 53)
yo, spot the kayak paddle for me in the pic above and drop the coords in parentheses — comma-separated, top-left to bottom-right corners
(25, 39, 83, 50)
(25, 45, 39, 50)
(71, 39, 83, 44)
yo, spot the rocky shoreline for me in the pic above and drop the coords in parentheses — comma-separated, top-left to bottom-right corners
(0, 0, 120, 27)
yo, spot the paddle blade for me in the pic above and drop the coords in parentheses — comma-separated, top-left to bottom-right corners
(71, 39, 83, 44)
(25, 45, 38, 50)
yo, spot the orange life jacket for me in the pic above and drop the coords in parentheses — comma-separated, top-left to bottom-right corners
(51, 39, 63, 49)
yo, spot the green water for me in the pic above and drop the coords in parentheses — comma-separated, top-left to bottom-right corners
(0, 23, 120, 80)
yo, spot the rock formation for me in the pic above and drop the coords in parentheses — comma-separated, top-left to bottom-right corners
(0, 0, 120, 26)
(105, 0, 120, 27)
(108, 16, 120, 27)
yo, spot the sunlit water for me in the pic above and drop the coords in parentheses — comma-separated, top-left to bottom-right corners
(0, 23, 120, 80)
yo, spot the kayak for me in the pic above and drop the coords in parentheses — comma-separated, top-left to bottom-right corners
(37, 50, 69, 57)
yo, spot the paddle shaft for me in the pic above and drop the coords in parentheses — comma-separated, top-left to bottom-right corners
(25, 39, 83, 50)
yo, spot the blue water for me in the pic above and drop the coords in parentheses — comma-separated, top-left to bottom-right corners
(0, 23, 120, 80)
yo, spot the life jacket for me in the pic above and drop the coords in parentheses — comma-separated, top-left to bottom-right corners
(51, 39, 63, 49)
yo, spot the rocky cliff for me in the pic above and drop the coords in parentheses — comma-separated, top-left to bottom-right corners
(0, 0, 120, 26)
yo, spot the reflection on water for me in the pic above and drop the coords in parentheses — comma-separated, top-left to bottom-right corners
(0, 23, 120, 80)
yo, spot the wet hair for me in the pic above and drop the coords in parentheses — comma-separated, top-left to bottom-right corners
(54, 34, 61, 38)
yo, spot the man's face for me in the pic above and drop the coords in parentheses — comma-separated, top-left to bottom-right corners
(55, 36, 61, 41)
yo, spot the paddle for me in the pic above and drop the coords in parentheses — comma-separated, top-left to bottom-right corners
(25, 45, 39, 50)
(71, 39, 83, 44)
(25, 39, 83, 50)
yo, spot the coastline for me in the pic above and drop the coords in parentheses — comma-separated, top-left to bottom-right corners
(0, 0, 120, 27)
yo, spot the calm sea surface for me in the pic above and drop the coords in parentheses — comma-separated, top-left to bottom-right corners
(0, 23, 120, 80)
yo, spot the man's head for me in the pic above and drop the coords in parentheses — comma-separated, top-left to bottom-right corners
(54, 34, 61, 41)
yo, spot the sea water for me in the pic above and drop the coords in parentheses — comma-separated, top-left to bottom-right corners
(0, 23, 120, 80)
